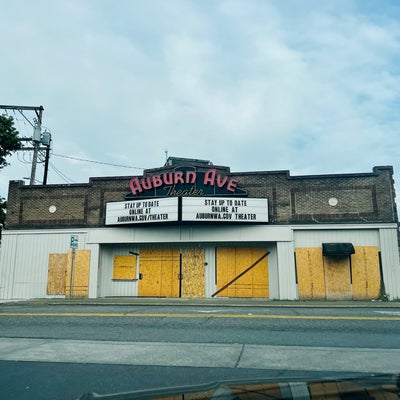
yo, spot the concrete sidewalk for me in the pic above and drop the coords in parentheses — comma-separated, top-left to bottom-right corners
(1, 337, 399, 373)
(1, 297, 399, 308)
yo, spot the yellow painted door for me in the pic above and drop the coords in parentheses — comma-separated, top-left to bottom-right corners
(295, 248, 326, 300)
(324, 256, 352, 300)
(138, 249, 180, 297)
(216, 248, 268, 298)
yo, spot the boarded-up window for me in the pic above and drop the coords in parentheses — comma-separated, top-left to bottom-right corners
(65, 250, 91, 297)
(48, 250, 91, 298)
(113, 255, 137, 280)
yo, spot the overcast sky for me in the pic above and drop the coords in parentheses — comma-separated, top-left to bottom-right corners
(1, 0, 399, 199)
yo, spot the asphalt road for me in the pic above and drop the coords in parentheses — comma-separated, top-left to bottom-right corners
(0, 303, 399, 400)
(1, 304, 399, 347)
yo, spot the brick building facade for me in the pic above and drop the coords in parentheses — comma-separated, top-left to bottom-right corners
(1, 158, 399, 301)
(6, 164, 396, 228)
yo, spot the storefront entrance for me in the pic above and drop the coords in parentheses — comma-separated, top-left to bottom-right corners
(138, 249, 180, 297)
(138, 248, 205, 297)
(295, 246, 381, 300)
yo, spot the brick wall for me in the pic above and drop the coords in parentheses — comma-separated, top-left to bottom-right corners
(5, 165, 398, 229)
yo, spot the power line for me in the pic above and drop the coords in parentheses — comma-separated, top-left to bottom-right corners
(17, 152, 31, 165)
(48, 161, 75, 184)
(51, 153, 144, 170)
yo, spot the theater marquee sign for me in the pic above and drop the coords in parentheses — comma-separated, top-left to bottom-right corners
(106, 197, 268, 225)
(125, 167, 248, 199)
(106, 166, 269, 225)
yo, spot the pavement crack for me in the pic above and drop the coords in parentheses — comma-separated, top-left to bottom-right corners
(234, 344, 245, 368)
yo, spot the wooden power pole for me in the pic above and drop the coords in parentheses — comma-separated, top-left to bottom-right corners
(0, 105, 48, 185)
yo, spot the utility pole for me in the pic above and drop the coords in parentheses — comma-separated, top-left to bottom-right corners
(30, 111, 43, 185)
(43, 139, 51, 185)
(0, 105, 48, 185)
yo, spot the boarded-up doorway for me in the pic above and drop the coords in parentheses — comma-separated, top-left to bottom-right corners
(181, 248, 205, 298)
(324, 256, 352, 300)
(138, 248, 206, 298)
(295, 246, 381, 300)
(138, 249, 180, 297)
(215, 248, 269, 298)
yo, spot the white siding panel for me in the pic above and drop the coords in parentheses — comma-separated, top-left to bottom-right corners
(294, 229, 380, 248)
(379, 228, 400, 300)
(88, 226, 292, 245)
(0, 230, 88, 300)
(267, 245, 279, 300)
(204, 247, 215, 298)
(87, 244, 100, 299)
(99, 244, 139, 297)
(0, 234, 18, 299)
(277, 241, 297, 300)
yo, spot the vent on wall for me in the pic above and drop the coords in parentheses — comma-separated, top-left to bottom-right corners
(322, 243, 355, 256)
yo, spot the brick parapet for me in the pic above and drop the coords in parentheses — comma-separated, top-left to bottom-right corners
(5, 165, 398, 229)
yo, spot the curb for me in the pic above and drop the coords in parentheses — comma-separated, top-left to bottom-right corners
(1, 298, 400, 308)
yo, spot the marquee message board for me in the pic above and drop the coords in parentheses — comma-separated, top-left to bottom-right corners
(106, 197, 268, 225)
(181, 197, 269, 222)
(106, 198, 179, 225)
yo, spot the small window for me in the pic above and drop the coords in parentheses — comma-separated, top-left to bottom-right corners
(112, 255, 137, 280)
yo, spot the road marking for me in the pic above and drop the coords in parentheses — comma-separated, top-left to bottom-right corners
(375, 310, 400, 316)
(0, 312, 399, 321)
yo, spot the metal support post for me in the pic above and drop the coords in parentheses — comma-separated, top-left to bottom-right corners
(69, 248, 76, 299)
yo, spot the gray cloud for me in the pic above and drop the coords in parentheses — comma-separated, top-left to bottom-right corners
(1, 0, 399, 198)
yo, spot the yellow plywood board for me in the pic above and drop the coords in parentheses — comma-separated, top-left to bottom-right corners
(297, 247, 380, 301)
(352, 246, 380, 300)
(216, 248, 236, 297)
(47, 253, 68, 295)
(295, 248, 325, 300)
(160, 249, 180, 297)
(216, 248, 268, 298)
(181, 249, 205, 298)
(235, 248, 252, 298)
(324, 256, 352, 300)
(138, 249, 180, 297)
(216, 248, 230, 296)
(138, 249, 162, 296)
(65, 250, 91, 298)
(248, 248, 269, 298)
(112, 255, 137, 280)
